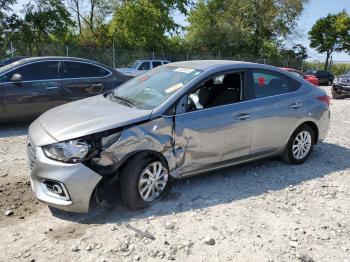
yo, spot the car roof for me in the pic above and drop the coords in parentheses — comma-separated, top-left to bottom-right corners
(164, 60, 254, 71)
(134, 59, 170, 62)
(0, 56, 114, 74)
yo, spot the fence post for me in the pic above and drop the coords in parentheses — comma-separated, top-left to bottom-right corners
(10, 42, 14, 57)
(66, 46, 69, 57)
(186, 53, 189, 61)
(112, 39, 116, 68)
(152, 51, 155, 60)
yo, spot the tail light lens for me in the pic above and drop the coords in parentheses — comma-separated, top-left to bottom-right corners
(317, 95, 330, 106)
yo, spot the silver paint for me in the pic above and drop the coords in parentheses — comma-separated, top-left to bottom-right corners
(27, 60, 330, 212)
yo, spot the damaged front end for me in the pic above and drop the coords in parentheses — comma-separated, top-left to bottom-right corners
(80, 117, 177, 208)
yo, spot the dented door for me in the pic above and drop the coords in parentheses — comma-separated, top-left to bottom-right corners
(174, 103, 253, 176)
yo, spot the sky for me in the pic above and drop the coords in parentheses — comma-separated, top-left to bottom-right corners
(12, 0, 350, 62)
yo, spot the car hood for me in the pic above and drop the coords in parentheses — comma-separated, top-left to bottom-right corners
(339, 74, 350, 79)
(36, 95, 152, 143)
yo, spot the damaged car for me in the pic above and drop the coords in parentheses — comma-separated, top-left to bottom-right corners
(27, 60, 330, 213)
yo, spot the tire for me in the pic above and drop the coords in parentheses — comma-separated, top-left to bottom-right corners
(332, 90, 344, 99)
(281, 124, 315, 164)
(120, 153, 170, 210)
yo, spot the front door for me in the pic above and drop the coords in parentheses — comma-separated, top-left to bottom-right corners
(174, 71, 253, 176)
(0, 61, 62, 119)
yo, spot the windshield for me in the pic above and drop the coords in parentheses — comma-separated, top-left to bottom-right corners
(130, 61, 141, 68)
(112, 66, 202, 110)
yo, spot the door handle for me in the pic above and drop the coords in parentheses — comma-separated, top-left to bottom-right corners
(234, 113, 250, 120)
(289, 102, 303, 109)
(46, 86, 59, 90)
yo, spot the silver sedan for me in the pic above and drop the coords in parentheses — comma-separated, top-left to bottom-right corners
(27, 60, 330, 213)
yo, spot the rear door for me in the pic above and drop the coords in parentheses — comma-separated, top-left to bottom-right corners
(247, 69, 304, 154)
(60, 61, 111, 102)
(0, 61, 62, 119)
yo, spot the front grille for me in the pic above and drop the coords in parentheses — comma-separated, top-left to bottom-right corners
(27, 140, 36, 170)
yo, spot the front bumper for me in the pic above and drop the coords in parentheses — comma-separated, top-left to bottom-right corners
(28, 141, 102, 213)
(332, 84, 350, 95)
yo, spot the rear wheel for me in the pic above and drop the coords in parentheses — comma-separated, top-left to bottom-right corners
(120, 153, 169, 209)
(282, 125, 315, 164)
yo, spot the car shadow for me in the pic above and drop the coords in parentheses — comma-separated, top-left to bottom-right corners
(51, 141, 350, 225)
(0, 122, 30, 138)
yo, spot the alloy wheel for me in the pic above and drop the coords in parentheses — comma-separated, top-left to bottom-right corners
(138, 161, 168, 202)
(292, 131, 312, 160)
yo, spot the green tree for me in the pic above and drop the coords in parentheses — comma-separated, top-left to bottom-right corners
(109, 0, 191, 51)
(0, 0, 18, 57)
(309, 11, 350, 71)
(17, 0, 74, 55)
(186, 0, 308, 57)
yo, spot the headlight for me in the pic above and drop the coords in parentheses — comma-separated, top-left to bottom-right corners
(43, 140, 91, 163)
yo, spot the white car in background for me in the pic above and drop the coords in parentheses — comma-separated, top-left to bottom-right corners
(117, 60, 170, 76)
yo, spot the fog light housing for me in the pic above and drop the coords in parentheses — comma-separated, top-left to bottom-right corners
(41, 180, 70, 201)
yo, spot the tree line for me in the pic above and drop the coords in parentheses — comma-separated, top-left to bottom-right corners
(0, 0, 349, 70)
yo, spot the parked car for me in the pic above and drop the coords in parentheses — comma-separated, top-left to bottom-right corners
(27, 60, 330, 213)
(280, 67, 319, 86)
(305, 70, 334, 86)
(0, 56, 133, 121)
(117, 59, 170, 76)
(332, 71, 350, 99)
(0, 56, 28, 67)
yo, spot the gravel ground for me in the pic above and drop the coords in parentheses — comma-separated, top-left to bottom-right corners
(0, 86, 349, 262)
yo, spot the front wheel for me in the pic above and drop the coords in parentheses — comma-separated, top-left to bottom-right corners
(332, 90, 344, 99)
(282, 125, 315, 164)
(120, 154, 169, 210)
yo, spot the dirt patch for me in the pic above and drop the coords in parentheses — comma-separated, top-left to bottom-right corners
(0, 176, 44, 226)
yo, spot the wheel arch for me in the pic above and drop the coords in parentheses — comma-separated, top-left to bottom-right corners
(297, 121, 319, 144)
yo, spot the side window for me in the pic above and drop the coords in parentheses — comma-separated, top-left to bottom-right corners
(1, 61, 59, 82)
(152, 61, 162, 68)
(185, 72, 243, 112)
(61, 62, 109, 78)
(138, 62, 150, 70)
(252, 70, 295, 99)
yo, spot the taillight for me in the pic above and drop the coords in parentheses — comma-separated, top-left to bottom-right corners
(317, 95, 330, 106)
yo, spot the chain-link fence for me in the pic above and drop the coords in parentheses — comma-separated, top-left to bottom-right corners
(1, 43, 304, 70)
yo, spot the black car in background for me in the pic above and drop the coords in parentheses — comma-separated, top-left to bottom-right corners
(332, 71, 350, 99)
(0, 56, 133, 121)
(304, 70, 334, 86)
(0, 56, 28, 67)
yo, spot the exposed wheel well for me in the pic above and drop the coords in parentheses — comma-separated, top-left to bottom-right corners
(299, 121, 319, 144)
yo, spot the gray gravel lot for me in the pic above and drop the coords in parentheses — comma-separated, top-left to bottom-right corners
(0, 86, 349, 262)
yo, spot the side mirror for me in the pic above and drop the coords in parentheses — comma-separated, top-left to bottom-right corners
(11, 73, 23, 83)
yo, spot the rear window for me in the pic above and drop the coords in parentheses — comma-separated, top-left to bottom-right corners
(61, 62, 109, 78)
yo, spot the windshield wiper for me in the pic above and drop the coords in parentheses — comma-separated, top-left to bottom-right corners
(112, 94, 136, 107)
